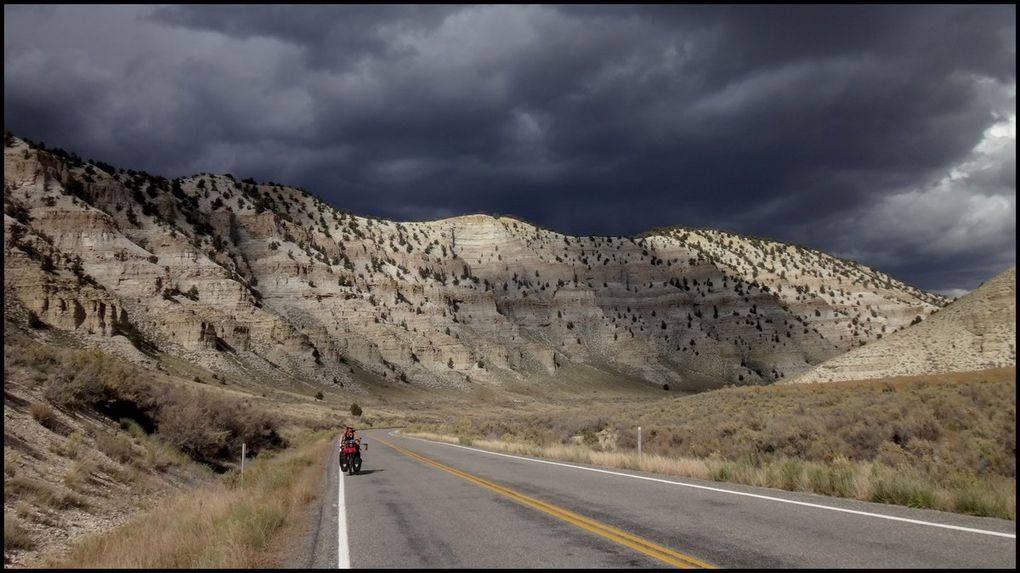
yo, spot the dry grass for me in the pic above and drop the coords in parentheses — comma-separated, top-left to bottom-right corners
(94, 431, 138, 464)
(118, 419, 191, 471)
(46, 431, 332, 568)
(403, 373, 1017, 520)
(470, 437, 713, 479)
(789, 366, 1016, 390)
(29, 402, 55, 429)
(5, 514, 35, 551)
(402, 431, 461, 445)
(49, 431, 86, 459)
(62, 458, 99, 492)
(409, 430, 1015, 520)
(4, 476, 89, 511)
(3, 325, 339, 566)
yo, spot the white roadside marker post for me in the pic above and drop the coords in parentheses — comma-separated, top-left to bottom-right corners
(241, 442, 246, 487)
(638, 426, 642, 461)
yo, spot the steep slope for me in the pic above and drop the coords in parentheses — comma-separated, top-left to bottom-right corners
(789, 266, 1016, 383)
(3, 134, 947, 391)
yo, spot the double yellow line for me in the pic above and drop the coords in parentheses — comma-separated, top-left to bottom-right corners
(375, 436, 714, 569)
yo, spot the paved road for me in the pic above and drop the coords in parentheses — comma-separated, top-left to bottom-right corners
(296, 429, 1015, 568)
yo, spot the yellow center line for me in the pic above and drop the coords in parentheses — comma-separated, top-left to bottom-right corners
(374, 436, 716, 569)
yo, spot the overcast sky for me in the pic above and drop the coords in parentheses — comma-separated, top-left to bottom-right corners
(4, 5, 1015, 296)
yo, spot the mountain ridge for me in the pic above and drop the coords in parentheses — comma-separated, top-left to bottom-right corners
(4, 133, 949, 392)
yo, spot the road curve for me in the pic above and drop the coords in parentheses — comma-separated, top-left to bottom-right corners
(297, 429, 1015, 568)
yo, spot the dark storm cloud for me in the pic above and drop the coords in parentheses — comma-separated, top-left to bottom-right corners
(152, 5, 459, 69)
(4, 5, 1015, 294)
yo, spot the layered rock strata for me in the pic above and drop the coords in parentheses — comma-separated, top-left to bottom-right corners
(4, 135, 949, 391)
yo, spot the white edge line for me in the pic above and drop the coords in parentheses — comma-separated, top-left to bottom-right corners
(337, 440, 351, 569)
(391, 431, 1016, 540)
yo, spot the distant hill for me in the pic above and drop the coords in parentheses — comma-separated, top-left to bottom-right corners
(4, 133, 947, 392)
(788, 266, 1015, 384)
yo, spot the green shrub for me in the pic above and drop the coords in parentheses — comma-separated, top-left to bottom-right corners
(43, 349, 151, 412)
(37, 347, 282, 466)
(156, 390, 283, 464)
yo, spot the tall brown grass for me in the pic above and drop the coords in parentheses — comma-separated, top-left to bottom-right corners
(45, 431, 332, 568)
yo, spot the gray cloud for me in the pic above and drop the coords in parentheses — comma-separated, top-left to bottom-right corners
(4, 5, 1015, 293)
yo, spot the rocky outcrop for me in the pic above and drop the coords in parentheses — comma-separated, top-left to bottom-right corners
(3, 213, 133, 338)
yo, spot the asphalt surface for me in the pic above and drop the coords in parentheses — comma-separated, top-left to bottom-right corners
(296, 429, 1015, 568)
